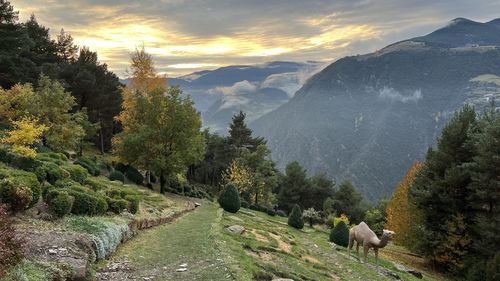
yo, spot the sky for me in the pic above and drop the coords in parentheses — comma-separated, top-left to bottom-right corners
(13, 0, 500, 78)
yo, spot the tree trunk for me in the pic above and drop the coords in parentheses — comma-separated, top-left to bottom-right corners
(160, 173, 166, 194)
(99, 122, 104, 155)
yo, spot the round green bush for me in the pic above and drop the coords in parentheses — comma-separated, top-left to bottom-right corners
(67, 191, 103, 216)
(108, 198, 129, 214)
(288, 204, 304, 229)
(1, 170, 41, 208)
(10, 154, 42, 171)
(109, 170, 125, 183)
(75, 158, 100, 176)
(54, 178, 82, 189)
(95, 197, 108, 215)
(35, 162, 65, 184)
(62, 164, 88, 184)
(249, 204, 259, 211)
(84, 178, 107, 191)
(125, 166, 144, 185)
(47, 190, 74, 217)
(330, 221, 349, 247)
(218, 183, 240, 213)
(0, 180, 33, 211)
(267, 208, 276, 216)
(125, 195, 140, 214)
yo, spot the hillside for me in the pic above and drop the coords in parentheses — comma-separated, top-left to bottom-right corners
(96, 204, 449, 281)
(251, 18, 500, 200)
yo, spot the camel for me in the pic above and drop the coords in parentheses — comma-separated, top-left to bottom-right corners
(348, 222, 395, 268)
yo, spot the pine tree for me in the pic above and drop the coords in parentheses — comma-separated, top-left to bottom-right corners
(330, 220, 349, 247)
(278, 161, 310, 212)
(410, 104, 477, 270)
(466, 104, 500, 261)
(228, 111, 264, 153)
(326, 180, 364, 223)
(288, 204, 304, 229)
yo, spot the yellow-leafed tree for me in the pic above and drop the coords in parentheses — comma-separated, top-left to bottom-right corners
(385, 161, 424, 248)
(1, 117, 48, 157)
(222, 159, 254, 196)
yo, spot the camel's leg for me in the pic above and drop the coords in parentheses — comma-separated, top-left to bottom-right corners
(374, 248, 379, 271)
(356, 242, 360, 261)
(363, 244, 370, 264)
(348, 235, 354, 257)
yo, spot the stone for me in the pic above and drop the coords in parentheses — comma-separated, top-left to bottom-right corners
(194, 202, 201, 208)
(226, 225, 245, 235)
(179, 263, 187, 268)
(48, 249, 57, 255)
(176, 268, 187, 272)
(392, 262, 423, 279)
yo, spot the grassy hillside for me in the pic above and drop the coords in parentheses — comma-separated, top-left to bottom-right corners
(216, 208, 449, 281)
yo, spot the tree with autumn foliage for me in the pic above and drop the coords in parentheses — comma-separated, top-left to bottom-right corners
(385, 162, 424, 250)
(1, 117, 47, 157)
(113, 47, 205, 192)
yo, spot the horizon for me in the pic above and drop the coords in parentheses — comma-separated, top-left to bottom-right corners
(13, 0, 500, 78)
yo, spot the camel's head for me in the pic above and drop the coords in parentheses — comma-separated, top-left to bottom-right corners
(383, 229, 395, 239)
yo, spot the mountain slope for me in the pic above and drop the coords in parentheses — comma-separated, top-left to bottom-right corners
(251, 18, 500, 200)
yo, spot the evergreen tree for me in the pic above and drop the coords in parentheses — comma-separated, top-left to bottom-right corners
(325, 180, 365, 223)
(218, 183, 241, 213)
(228, 111, 264, 153)
(278, 161, 310, 212)
(410, 104, 477, 270)
(466, 104, 500, 262)
(330, 221, 349, 247)
(288, 204, 304, 229)
(304, 171, 335, 211)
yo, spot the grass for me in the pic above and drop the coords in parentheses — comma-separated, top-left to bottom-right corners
(215, 208, 449, 281)
(103, 202, 229, 280)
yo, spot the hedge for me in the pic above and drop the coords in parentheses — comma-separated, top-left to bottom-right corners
(46, 190, 74, 217)
(75, 157, 100, 176)
(288, 204, 304, 229)
(125, 166, 143, 185)
(330, 221, 349, 247)
(62, 164, 89, 184)
(109, 170, 125, 183)
(218, 183, 240, 213)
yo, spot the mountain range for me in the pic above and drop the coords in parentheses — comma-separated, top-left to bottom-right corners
(250, 18, 500, 200)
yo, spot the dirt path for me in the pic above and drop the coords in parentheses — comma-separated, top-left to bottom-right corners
(97, 203, 230, 281)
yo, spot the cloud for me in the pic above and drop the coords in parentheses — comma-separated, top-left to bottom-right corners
(12, 0, 500, 77)
(210, 80, 257, 96)
(378, 87, 423, 103)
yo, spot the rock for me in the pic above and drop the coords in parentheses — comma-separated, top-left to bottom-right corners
(179, 263, 187, 268)
(48, 249, 57, 255)
(194, 202, 201, 208)
(176, 268, 187, 272)
(226, 225, 245, 234)
(392, 262, 423, 279)
(63, 257, 88, 279)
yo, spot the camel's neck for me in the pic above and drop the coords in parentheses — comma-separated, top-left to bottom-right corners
(371, 234, 390, 248)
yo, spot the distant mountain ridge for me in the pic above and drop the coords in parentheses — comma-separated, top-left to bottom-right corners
(251, 18, 500, 201)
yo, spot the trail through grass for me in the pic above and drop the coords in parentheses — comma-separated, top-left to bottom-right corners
(98, 203, 229, 280)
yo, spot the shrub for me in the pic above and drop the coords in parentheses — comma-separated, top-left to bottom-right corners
(303, 207, 321, 227)
(240, 200, 249, 208)
(7, 170, 41, 208)
(84, 178, 107, 191)
(54, 178, 82, 189)
(267, 208, 276, 216)
(75, 158, 100, 176)
(95, 197, 108, 215)
(125, 195, 140, 214)
(10, 154, 42, 171)
(277, 210, 287, 217)
(249, 204, 259, 211)
(114, 163, 128, 173)
(109, 170, 125, 183)
(288, 204, 304, 229)
(47, 190, 74, 218)
(108, 198, 129, 214)
(0, 204, 24, 278)
(62, 164, 88, 184)
(68, 191, 107, 216)
(218, 183, 240, 213)
(35, 162, 65, 184)
(150, 173, 157, 183)
(125, 166, 143, 185)
(330, 221, 349, 247)
(0, 180, 33, 211)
